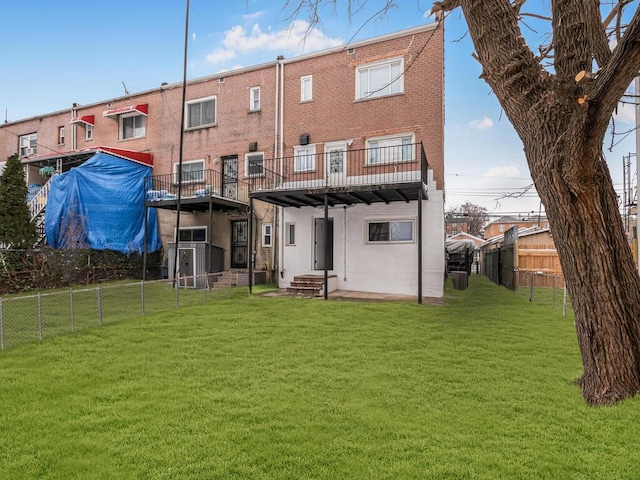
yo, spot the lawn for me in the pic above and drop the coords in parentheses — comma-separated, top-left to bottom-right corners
(0, 276, 639, 479)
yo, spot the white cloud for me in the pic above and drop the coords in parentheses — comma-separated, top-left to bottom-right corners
(613, 100, 635, 124)
(468, 116, 494, 130)
(206, 20, 342, 66)
(482, 165, 522, 178)
(192, 32, 197, 41)
(242, 11, 266, 21)
(206, 48, 238, 65)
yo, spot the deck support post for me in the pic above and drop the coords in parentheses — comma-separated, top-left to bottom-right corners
(249, 197, 254, 294)
(143, 204, 148, 281)
(324, 193, 329, 300)
(418, 187, 423, 304)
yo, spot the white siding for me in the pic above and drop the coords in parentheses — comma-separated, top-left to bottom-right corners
(278, 188, 445, 298)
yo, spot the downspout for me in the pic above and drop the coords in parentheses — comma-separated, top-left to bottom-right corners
(272, 58, 281, 276)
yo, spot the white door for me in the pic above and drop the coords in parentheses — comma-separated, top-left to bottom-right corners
(324, 141, 347, 186)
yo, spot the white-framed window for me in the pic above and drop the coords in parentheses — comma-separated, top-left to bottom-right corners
(57, 126, 65, 145)
(366, 219, 415, 243)
(262, 223, 273, 247)
(173, 159, 205, 183)
(176, 226, 207, 242)
(249, 86, 260, 111)
(366, 133, 415, 165)
(85, 124, 93, 141)
(300, 75, 313, 102)
(285, 223, 296, 246)
(356, 57, 404, 100)
(19, 133, 37, 156)
(294, 144, 316, 172)
(245, 152, 264, 177)
(120, 113, 146, 140)
(186, 96, 217, 129)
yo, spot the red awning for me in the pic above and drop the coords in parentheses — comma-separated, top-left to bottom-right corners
(96, 146, 153, 166)
(69, 115, 95, 126)
(21, 146, 153, 167)
(102, 103, 148, 117)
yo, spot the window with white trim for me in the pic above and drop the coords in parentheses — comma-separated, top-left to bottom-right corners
(367, 219, 414, 243)
(300, 75, 313, 102)
(19, 133, 37, 156)
(356, 57, 404, 100)
(262, 223, 273, 247)
(120, 113, 146, 140)
(366, 133, 415, 165)
(57, 126, 65, 145)
(245, 152, 264, 177)
(85, 124, 93, 141)
(186, 96, 216, 129)
(285, 223, 296, 246)
(173, 159, 205, 183)
(294, 145, 316, 172)
(250, 86, 260, 111)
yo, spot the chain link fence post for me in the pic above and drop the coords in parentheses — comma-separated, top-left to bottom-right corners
(141, 280, 145, 316)
(0, 298, 4, 350)
(38, 291, 43, 341)
(70, 288, 75, 333)
(97, 284, 103, 327)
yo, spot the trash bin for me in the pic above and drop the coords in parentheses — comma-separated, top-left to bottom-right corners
(451, 271, 468, 290)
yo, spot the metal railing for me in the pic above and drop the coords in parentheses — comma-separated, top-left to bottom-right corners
(145, 169, 249, 204)
(0, 273, 232, 351)
(248, 142, 429, 192)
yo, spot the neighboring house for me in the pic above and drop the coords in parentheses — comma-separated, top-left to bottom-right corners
(445, 214, 470, 237)
(483, 215, 549, 239)
(0, 21, 445, 299)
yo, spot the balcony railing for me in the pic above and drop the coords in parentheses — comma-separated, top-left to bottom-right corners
(248, 142, 429, 192)
(144, 143, 429, 206)
(145, 169, 249, 204)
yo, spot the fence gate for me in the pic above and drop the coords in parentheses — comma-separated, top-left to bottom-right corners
(500, 245, 516, 291)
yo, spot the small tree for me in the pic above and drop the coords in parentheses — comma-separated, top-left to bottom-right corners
(447, 202, 488, 237)
(0, 154, 36, 248)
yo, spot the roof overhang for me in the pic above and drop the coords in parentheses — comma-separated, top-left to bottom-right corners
(102, 103, 148, 117)
(21, 146, 153, 167)
(69, 115, 95, 126)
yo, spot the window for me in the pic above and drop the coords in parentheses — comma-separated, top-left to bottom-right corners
(250, 87, 260, 111)
(186, 96, 216, 129)
(120, 113, 146, 140)
(262, 223, 273, 247)
(85, 124, 93, 141)
(300, 75, 313, 102)
(57, 126, 65, 145)
(356, 57, 404, 100)
(245, 152, 264, 177)
(19, 133, 37, 156)
(294, 145, 316, 172)
(177, 227, 207, 242)
(174, 159, 205, 183)
(366, 133, 415, 165)
(367, 220, 414, 243)
(285, 223, 296, 246)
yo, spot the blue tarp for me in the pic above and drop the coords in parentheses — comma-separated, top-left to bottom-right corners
(45, 152, 162, 254)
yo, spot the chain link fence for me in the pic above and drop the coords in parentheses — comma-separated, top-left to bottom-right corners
(0, 273, 231, 351)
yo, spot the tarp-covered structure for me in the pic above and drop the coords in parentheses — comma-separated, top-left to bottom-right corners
(45, 152, 162, 254)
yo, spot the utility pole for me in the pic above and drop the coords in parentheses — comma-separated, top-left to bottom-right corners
(635, 77, 640, 274)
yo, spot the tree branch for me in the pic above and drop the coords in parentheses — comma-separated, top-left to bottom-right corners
(584, 0, 612, 68)
(590, 7, 640, 128)
(552, 0, 592, 82)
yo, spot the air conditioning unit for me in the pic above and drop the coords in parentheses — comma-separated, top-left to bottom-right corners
(25, 147, 36, 156)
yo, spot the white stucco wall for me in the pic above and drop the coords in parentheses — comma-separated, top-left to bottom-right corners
(278, 189, 445, 298)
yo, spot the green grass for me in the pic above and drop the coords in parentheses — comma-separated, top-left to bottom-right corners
(0, 276, 638, 479)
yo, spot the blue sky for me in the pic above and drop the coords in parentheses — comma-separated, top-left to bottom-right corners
(1, 0, 636, 218)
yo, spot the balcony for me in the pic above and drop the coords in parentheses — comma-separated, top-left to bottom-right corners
(248, 142, 430, 207)
(145, 169, 249, 212)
